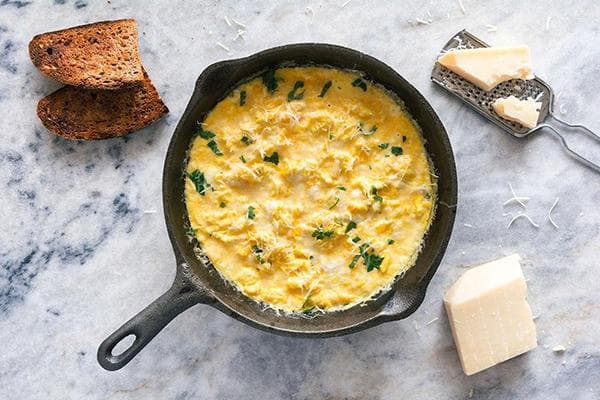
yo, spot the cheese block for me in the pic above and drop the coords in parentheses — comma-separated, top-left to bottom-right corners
(444, 254, 537, 375)
(437, 46, 534, 91)
(493, 96, 541, 129)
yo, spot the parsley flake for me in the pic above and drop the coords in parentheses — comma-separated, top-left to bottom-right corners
(336, 186, 347, 191)
(391, 146, 403, 156)
(378, 143, 389, 150)
(196, 126, 216, 139)
(262, 69, 280, 93)
(207, 140, 223, 155)
(241, 135, 253, 145)
(328, 197, 340, 210)
(287, 80, 305, 101)
(186, 170, 208, 195)
(263, 151, 279, 165)
(371, 186, 383, 202)
(351, 78, 367, 91)
(318, 80, 332, 97)
(247, 206, 256, 219)
(312, 227, 334, 240)
(239, 90, 247, 106)
(345, 220, 357, 233)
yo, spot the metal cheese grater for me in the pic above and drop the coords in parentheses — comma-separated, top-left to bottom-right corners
(431, 29, 600, 173)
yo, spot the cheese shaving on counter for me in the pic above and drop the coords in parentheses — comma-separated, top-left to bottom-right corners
(548, 197, 559, 228)
(507, 213, 540, 229)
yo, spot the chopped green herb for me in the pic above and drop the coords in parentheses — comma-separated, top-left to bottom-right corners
(196, 126, 216, 139)
(241, 135, 253, 145)
(391, 146, 403, 156)
(352, 236, 361, 243)
(371, 186, 383, 202)
(402, 135, 407, 143)
(336, 186, 347, 191)
(207, 140, 223, 155)
(287, 80, 305, 101)
(328, 197, 340, 210)
(186, 170, 208, 195)
(219, 202, 226, 208)
(378, 143, 389, 149)
(345, 220, 357, 233)
(186, 226, 198, 237)
(318, 80, 332, 97)
(358, 122, 378, 135)
(387, 239, 395, 245)
(239, 90, 247, 106)
(312, 227, 335, 240)
(252, 245, 265, 264)
(363, 251, 384, 272)
(240, 155, 246, 163)
(263, 151, 279, 165)
(262, 69, 280, 93)
(352, 78, 367, 91)
(348, 254, 361, 269)
(247, 206, 256, 219)
(349, 242, 384, 272)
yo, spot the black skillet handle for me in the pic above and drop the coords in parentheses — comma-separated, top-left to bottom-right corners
(97, 264, 212, 371)
(373, 284, 426, 323)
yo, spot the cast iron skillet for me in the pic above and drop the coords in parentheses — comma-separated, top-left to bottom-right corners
(97, 43, 457, 371)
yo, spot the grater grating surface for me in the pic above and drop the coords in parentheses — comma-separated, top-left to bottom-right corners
(431, 30, 600, 173)
(431, 29, 552, 137)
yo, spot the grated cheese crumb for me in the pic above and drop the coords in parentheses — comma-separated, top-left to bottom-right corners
(305, 6, 314, 16)
(486, 24, 497, 32)
(224, 15, 232, 27)
(548, 197, 559, 228)
(457, 0, 466, 14)
(553, 345, 566, 353)
(463, 223, 473, 228)
(233, 29, 246, 41)
(545, 16, 552, 31)
(506, 183, 529, 208)
(341, 0, 352, 7)
(507, 213, 540, 229)
(425, 317, 439, 325)
(415, 18, 432, 25)
(143, 209, 157, 214)
(216, 42, 231, 52)
(559, 104, 567, 114)
(231, 17, 247, 28)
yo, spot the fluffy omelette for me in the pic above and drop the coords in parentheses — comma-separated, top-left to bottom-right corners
(185, 67, 436, 313)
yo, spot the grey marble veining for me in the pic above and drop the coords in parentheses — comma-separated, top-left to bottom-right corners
(1, 1, 599, 399)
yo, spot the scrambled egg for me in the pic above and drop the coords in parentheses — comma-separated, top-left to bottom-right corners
(185, 67, 436, 313)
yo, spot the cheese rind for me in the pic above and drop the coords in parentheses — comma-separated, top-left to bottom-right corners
(437, 46, 534, 91)
(444, 254, 537, 375)
(493, 96, 541, 129)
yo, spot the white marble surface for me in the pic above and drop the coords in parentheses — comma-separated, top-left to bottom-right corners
(1, 0, 600, 398)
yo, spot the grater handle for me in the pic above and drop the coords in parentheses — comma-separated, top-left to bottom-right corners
(531, 113, 600, 174)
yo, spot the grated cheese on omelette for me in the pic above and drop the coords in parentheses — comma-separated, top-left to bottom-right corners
(185, 67, 436, 312)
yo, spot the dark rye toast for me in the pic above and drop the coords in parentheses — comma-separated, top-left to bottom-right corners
(37, 72, 168, 140)
(29, 19, 144, 90)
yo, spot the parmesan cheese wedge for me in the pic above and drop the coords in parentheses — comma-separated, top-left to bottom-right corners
(444, 254, 537, 375)
(437, 46, 534, 91)
(493, 96, 541, 129)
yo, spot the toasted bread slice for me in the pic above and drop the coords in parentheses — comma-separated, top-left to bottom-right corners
(37, 72, 168, 140)
(29, 19, 144, 89)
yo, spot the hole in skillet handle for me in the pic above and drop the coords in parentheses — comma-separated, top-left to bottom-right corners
(97, 265, 210, 371)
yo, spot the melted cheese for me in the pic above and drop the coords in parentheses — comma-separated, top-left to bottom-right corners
(185, 67, 436, 312)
